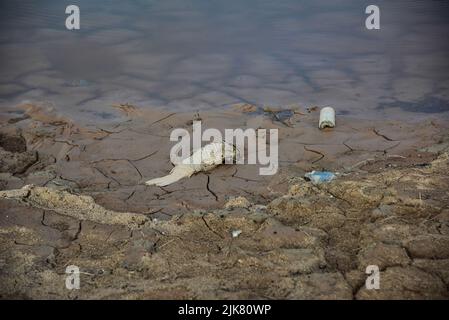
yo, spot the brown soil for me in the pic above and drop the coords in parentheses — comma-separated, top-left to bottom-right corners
(0, 102, 448, 299)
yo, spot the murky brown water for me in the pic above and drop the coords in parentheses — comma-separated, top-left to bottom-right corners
(1, 0, 449, 122)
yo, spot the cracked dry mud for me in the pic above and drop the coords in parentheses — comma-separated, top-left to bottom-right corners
(0, 102, 449, 299)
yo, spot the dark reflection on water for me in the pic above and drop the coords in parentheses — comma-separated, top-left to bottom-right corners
(379, 97, 449, 114)
(0, 0, 449, 120)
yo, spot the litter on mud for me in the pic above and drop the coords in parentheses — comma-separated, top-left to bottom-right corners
(319, 107, 336, 129)
(232, 230, 242, 238)
(304, 171, 336, 184)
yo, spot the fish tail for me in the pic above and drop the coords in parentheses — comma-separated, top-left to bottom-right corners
(145, 165, 194, 187)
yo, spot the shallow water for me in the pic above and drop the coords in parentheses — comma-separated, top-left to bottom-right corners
(1, 0, 449, 122)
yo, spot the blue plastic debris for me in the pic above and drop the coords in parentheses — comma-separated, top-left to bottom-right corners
(304, 171, 336, 184)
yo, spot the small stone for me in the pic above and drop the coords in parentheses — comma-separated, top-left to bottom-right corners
(224, 196, 251, 210)
(251, 204, 267, 214)
(356, 266, 448, 299)
(288, 272, 353, 299)
(269, 248, 326, 274)
(403, 234, 449, 259)
(412, 259, 449, 285)
(357, 242, 411, 270)
(231, 230, 242, 238)
(232, 103, 258, 113)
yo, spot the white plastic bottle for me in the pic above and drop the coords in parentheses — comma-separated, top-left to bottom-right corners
(319, 107, 336, 129)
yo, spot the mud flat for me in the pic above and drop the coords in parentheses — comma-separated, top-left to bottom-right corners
(0, 102, 449, 299)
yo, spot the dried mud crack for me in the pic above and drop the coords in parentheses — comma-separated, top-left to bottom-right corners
(0, 185, 148, 228)
(0, 152, 448, 299)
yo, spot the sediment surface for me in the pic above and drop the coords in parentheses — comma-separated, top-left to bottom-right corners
(0, 103, 448, 299)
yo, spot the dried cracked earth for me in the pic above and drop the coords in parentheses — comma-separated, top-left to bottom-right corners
(0, 102, 449, 299)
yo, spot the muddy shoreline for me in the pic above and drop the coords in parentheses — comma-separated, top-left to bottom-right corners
(1, 102, 449, 299)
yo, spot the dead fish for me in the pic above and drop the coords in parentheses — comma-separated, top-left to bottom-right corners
(145, 142, 237, 187)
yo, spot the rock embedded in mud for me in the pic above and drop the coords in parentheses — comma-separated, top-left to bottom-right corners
(251, 204, 267, 215)
(323, 180, 387, 208)
(435, 209, 449, 223)
(412, 259, 449, 285)
(361, 223, 423, 246)
(268, 248, 327, 275)
(344, 270, 366, 293)
(267, 194, 346, 231)
(0, 148, 38, 175)
(403, 234, 449, 259)
(268, 196, 314, 225)
(324, 248, 357, 273)
(288, 272, 353, 300)
(255, 219, 328, 251)
(370, 204, 394, 219)
(357, 242, 411, 271)
(224, 196, 251, 210)
(0, 133, 27, 153)
(287, 183, 318, 198)
(0, 173, 23, 190)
